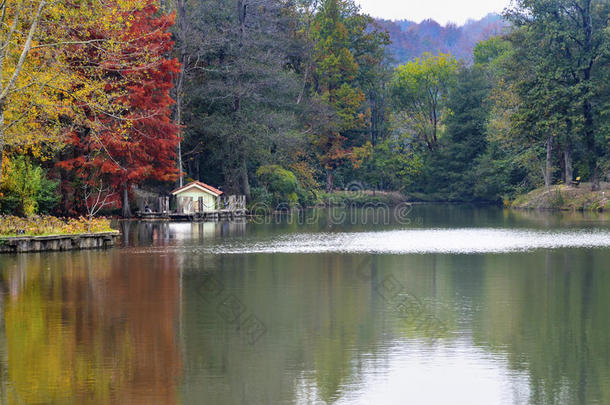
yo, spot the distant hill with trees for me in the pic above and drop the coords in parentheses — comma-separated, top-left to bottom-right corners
(377, 13, 508, 64)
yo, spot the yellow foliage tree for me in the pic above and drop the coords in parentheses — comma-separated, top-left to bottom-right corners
(0, 0, 148, 184)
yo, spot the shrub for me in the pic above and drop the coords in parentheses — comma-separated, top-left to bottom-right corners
(248, 186, 273, 210)
(0, 156, 60, 215)
(0, 215, 113, 237)
(296, 188, 319, 208)
(256, 165, 299, 207)
(37, 177, 61, 214)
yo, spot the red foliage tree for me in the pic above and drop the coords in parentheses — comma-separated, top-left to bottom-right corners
(57, 1, 180, 217)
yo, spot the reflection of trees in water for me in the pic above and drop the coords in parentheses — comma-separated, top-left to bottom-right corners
(180, 254, 449, 404)
(0, 239, 607, 404)
(507, 209, 610, 228)
(0, 251, 182, 404)
(181, 251, 610, 405)
(470, 251, 610, 405)
(0, 274, 7, 405)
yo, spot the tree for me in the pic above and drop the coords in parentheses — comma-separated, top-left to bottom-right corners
(82, 179, 115, 229)
(390, 53, 459, 151)
(473, 36, 511, 66)
(57, 0, 180, 217)
(310, 0, 384, 192)
(472, 38, 537, 201)
(256, 164, 298, 206)
(426, 66, 492, 201)
(174, 0, 302, 199)
(0, 0, 48, 184)
(173, 0, 187, 187)
(0, 0, 139, 184)
(363, 136, 424, 192)
(504, 27, 567, 190)
(505, 0, 610, 190)
(0, 156, 42, 215)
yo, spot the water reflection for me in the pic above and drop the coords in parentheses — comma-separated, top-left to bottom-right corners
(119, 219, 247, 247)
(200, 229, 610, 254)
(1, 251, 182, 404)
(1, 208, 609, 405)
(177, 250, 610, 405)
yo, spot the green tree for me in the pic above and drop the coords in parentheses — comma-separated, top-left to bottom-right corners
(505, 0, 610, 190)
(374, 137, 424, 191)
(309, 0, 387, 192)
(1, 156, 41, 215)
(503, 27, 564, 190)
(390, 53, 460, 151)
(310, 0, 365, 192)
(475, 36, 541, 201)
(425, 66, 493, 201)
(473, 37, 511, 66)
(174, 0, 302, 199)
(256, 165, 299, 207)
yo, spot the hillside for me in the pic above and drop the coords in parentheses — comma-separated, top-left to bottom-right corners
(377, 13, 508, 64)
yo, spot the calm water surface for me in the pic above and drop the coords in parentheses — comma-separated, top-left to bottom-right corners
(1, 206, 610, 405)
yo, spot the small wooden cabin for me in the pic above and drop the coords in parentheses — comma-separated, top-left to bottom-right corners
(171, 181, 223, 214)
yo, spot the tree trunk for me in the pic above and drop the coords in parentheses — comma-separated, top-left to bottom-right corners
(0, 109, 4, 185)
(326, 168, 333, 193)
(240, 157, 250, 200)
(177, 139, 183, 187)
(432, 108, 438, 147)
(584, 96, 599, 191)
(591, 166, 600, 191)
(579, 1, 599, 191)
(296, 62, 309, 105)
(370, 91, 377, 146)
(564, 142, 573, 184)
(558, 144, 566, 184)
(122, 186, 132, 218)
(543, 135, 553, 191)
(174, 0, 187, 188)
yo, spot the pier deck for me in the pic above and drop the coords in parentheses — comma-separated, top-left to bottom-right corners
(137, 209, 247, 221)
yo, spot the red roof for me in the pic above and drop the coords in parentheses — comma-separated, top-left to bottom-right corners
(171, 181, 223, 196)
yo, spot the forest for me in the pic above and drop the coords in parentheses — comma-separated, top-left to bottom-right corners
(377, 13, 507, 63)
(0, 0, 608, 217)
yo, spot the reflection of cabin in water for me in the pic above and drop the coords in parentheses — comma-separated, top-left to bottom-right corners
(137, 181, 246, 221)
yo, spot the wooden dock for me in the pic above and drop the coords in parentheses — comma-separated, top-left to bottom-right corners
(135, 194, 247, 222)
(137, 209, 247, 222)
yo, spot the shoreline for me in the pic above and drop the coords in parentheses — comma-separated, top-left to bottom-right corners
(511, 183, 609, 212)
(319, 185, 609, 212)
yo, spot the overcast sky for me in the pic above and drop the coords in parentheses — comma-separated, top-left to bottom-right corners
(355, 0, 512, 25)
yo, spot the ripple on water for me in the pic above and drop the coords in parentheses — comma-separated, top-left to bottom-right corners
(205, 228, 610, 255)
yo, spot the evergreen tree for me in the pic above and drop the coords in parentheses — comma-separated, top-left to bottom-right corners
(427, 66, 492, 201)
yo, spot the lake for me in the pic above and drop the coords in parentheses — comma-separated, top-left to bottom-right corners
(1, 205, 610, 404)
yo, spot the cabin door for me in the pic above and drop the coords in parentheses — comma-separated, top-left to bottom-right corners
(181, 197, 194, 214)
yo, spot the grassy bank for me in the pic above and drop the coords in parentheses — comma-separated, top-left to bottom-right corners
(0, 215, 113, 237)
(316, 190, 493, 206)
(511, 183, 610, 211)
